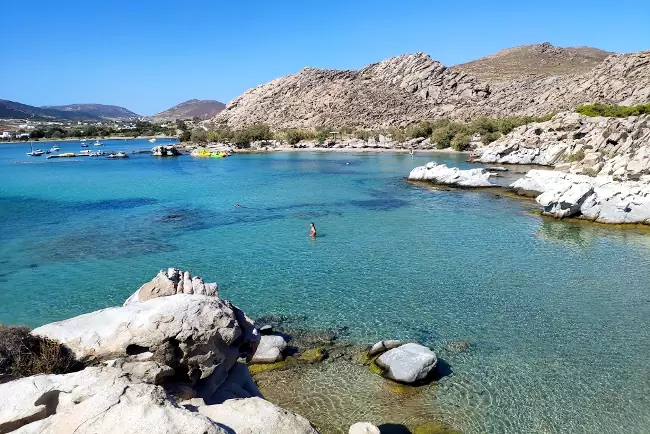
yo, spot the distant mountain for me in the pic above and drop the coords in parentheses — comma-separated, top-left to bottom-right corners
(451, 42, 613, 81)
(0, 99, 102, 121)
(153, 99, 226, 121)
(41, 104, 139, 120)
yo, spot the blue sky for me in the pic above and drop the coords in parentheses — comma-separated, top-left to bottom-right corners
(2, 0, 649, 115)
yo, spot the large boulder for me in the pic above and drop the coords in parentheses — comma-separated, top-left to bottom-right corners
(367, 340, 404, 358)
(32, 294, 259, 385)
(408, 162, 496, 187)
(374, 343, 438, 384)
(0, 367, 226, 434)
(124, 268, 218, 305)
(250, 335, 287, 364)
(198, 397, 319, 434)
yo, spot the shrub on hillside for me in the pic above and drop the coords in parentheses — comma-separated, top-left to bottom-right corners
(576, 103, 650, 118)
(450, 133, 473, 151)
(232, 124, 273, 147)
(190, 128, 208, 143)
(0, 325, 82, 379)
(283, 129, 316, 145)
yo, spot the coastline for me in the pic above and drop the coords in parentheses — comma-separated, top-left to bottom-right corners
(0, 135, 178, 145)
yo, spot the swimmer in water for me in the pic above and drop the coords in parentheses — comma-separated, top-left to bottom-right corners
(309, 222, 317, 238)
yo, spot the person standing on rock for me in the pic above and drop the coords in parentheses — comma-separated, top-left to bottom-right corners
(309, 222, 317, 238)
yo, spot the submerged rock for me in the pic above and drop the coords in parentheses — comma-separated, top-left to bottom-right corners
(124, 268, 218, 305)
(408, 162, 496, 187)
(374, 343, 438, 384)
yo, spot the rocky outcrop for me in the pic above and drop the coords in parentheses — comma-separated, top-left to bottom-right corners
(408, 162, 496, 187)
(212, 46, 650, 129)
(0, 367, 226, 434)
(152, 145, 181, 156)
(374, 343, 438, 384)
(198, 397, 319, 434)
(32, 294, 259, 388)
(478, 112, 650, 179)
(368, 340, 404, 358)
(124, 268, 218, 305)
(511, 170, 650, 224)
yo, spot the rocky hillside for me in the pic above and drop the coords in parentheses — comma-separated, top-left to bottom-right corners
(0, 99, 99, 121)
(477, 111, 650, 179)
(211, 45, 650, 129)
(452, 42, 612, 81)
(153, 99, 226, 121)
(42, 104, 139, 119)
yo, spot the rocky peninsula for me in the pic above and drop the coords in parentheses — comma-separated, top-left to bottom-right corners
(0, 268, 457, 434)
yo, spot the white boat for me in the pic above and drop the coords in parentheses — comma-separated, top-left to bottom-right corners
(107, 151, 128, 159)
(50, 146, 60, 152)
(93, 140, 104, 146)
(149, 138, 156, 143)
(26, 143, 45, 156)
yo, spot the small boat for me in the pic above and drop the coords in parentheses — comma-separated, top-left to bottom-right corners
(26, 143, 45, 156)
(107, 151, 128, 159)
(81, 143, 89, 148)
(50, 146, 60, 152)
(149, 138, 156, 143)
(93, 140, 104, 146)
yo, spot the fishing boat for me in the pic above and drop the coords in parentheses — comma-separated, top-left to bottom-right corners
(107, 151, 128, 159)
(93, 140, 104, 146)
(50, 146, 60, 152)
(81, 143, 89, 148)
(26, 143, 45, 157)
(149, 138, 156, 143)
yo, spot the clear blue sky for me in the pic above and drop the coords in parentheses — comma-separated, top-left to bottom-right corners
(2, 0, 649, 115)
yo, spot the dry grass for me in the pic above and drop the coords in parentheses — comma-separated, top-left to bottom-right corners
(0, 325, 82, 379)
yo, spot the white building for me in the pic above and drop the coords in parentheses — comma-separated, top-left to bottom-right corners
(1, 131, 13, 139)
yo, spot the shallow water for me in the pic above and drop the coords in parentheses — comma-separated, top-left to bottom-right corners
(1, 140, 650, 433)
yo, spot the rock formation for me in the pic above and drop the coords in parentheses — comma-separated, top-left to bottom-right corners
(373, 343, 438, 384)
(511, 170, 650, 224)
(211, 45, 650, 129)
(0, 269, 323, 433)
(124, 268, 218, 305)
(478, 112, 650, 179)
(408, 162, 496, 187)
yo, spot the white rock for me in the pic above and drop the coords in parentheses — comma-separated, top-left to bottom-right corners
(0, 367, 225, 434)
(32, 294, 259, 383)
(124, 268, 219, 305)
(374, 343, 438, 384)
(198, 397, 319, 434)
(349, 422, 381, 434)
(408, 162, 496, 187)
(250, 335, 287, 364)
(368, 340, 404, 357)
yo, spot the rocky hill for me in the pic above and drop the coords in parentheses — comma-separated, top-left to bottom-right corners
(0, 99, 100, 121)
(451, 42, 612, 81)
(211, 44, 650, 129)
(153, 99, 226, 121)
(42, 103, 139, 119)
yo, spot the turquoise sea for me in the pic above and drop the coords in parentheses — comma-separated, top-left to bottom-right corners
(1, 139, 650, 433)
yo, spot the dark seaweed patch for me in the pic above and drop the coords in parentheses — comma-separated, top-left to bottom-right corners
(69, 197, 158, 211)
(349, 198, 409, 211)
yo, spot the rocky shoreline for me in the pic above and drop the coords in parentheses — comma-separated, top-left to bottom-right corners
(0, 268, 460, 434)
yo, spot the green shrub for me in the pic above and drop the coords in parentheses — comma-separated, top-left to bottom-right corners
(283, 129, 315, 145)
(190, 128, 208, 143)
(566, 149, 586, 162)
(354, 130, 373, 141)
(0, 325, 82, 379)
(451, 133, 473, 151)
(386, 127, 406, 143)
(481, 131, 501, 144)
(232, 123, 273, 146)
(576, 103, 650, 118)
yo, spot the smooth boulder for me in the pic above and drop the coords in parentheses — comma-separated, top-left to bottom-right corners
(374, 343, 438, 384)
(368, 340, 404, 357)
(0, 367, 226, 434)
(250, 335, 287, 364)
(32, 294, 259, 384)
(198, 397, 319, 434)
(349, 422, 381, 434)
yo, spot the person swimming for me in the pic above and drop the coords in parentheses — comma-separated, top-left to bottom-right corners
(309, 222, 317, 238)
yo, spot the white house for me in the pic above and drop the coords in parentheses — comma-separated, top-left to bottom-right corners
(0, 131, 13, 139)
